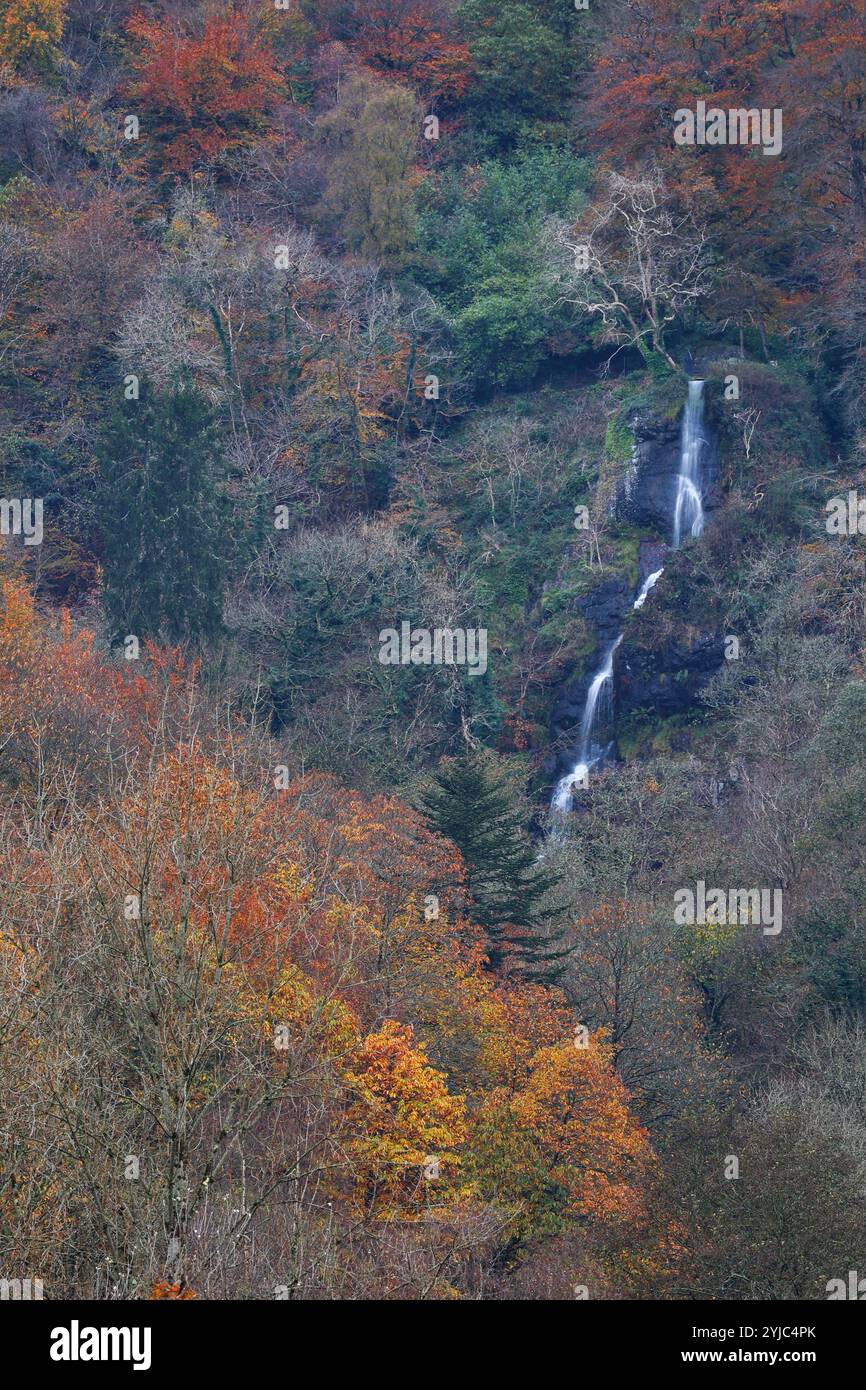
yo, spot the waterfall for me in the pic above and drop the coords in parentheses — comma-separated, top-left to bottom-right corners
(672, 379, 707, 549)
(633, 567, 664, 610)
(551, 378, 709, 815)
(551, 635, 622, 811)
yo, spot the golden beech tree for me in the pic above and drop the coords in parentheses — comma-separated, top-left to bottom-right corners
(343, 1019, 468, 1216)
(511, 1035, 652, 1223)
(468, 1030, 652, 1236)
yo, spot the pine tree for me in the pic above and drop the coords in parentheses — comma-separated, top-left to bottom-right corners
(97, 379, 234, 644)
(419, 750, 567, 979)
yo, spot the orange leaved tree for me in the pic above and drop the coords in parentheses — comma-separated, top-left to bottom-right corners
(125, 8, 282, 172)
(0, 0, 64, 71)
(343, 1019, 468, 1216)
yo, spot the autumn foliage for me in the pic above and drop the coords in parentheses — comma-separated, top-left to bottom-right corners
(353, 0, 472, 104)
(0, 570, 655, 1294)
(0, 0, 65, 71)
(3, 0, 858, 1309)
(126, 8, 282, 170)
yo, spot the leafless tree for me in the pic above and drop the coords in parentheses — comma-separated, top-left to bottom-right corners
(550, 169, 714, 370)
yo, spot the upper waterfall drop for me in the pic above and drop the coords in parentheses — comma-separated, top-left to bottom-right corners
(672, 379, 707, 549)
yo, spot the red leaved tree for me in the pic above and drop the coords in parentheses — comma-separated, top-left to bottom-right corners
(126, 7, 282, 172)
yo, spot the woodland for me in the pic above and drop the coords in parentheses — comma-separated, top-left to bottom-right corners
(1, 0, 866, 1301)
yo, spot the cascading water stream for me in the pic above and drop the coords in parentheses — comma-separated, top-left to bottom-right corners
(551, 380, 709, 814)
(672, 379, 707, 549)
(551, 635, 622, 811)
(633, 567, 664, 609)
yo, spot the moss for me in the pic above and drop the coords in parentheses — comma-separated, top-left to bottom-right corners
(605, 531, 641, 588)
(604, 416, 634, 465)
(609, 367, 687, 424)
(617, 711, 702, 761)
(479, 547, 533, 608)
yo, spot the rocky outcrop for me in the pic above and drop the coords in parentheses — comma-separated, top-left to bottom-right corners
(637, 538, 666, 587)
(617, 629, 727, 721)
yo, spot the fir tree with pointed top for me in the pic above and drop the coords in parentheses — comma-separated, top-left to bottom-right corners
(420, 749, 568, 980)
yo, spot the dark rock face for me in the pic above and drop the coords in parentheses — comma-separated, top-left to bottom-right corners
(615, 404, 721, 538)
(577, 573, 632, 647)
(617, 630, 727, 720)
(637, 538, 667, 586)
(615, 413, 681, 534)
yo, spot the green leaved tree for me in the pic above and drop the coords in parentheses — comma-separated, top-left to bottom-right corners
(315, 73, 420, 267)
(457, 0, 584, 149)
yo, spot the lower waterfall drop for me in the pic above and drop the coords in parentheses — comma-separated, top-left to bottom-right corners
(551, 635, 623, 812)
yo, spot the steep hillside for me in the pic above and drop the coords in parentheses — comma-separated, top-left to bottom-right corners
(1, 0, 865, 1309)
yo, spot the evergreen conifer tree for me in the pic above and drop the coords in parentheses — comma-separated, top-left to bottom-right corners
(420, 749, 567, 979)
(97, 379, 234, 644)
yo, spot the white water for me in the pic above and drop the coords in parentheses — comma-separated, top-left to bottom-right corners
(633, 567, 664, 609)
(552, 379, 709, 814)
(672, 379, 707, 549)
(551, 635, 622, 811)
